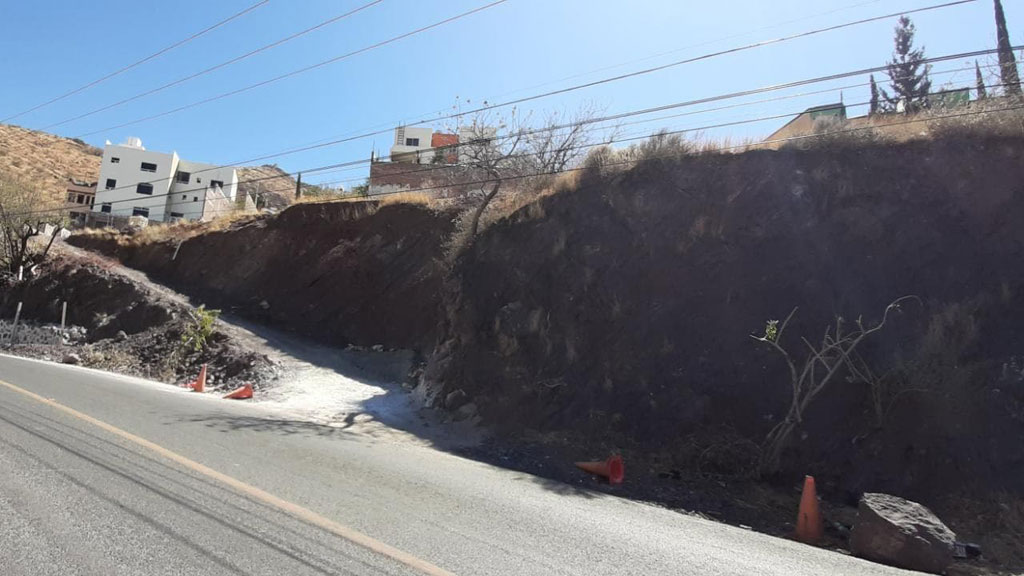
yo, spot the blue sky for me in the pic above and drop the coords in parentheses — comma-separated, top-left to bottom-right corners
(0, 0, 1020, 188)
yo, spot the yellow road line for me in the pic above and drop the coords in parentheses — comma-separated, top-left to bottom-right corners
(0, 378, 454, 576)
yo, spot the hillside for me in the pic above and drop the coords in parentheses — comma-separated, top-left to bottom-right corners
(67, 131, 1024, 571)
(0, 124, 296, 208)
(236, 164, 297, 210)
(0, 124, 102, 200)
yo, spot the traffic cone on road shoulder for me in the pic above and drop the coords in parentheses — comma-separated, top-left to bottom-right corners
(575, 454, 624, 485)
(795, 475, 823, 545)
(188, 364, 207, 393)
(223, 383, 253, 400)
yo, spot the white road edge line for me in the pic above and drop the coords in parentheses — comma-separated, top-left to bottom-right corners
(0, 377, 455, 576)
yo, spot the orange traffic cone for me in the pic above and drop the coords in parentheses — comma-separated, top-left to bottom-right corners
(575, 454, 625, 485)
(188, 364, 207, 393)
(795, 475, 823, 545)
(223, 383, 253, 400)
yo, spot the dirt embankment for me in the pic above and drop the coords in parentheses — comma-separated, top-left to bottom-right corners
(61, 135, 1024, 569)
(425, 137, 1024, 508)
(69, 202, 457, 354)
(0, 249, 274, 386)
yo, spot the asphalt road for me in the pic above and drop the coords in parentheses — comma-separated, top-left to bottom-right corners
(0, 354, 920, 575)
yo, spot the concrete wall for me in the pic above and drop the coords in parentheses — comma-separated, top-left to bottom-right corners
(93, 145, 178, 222)
(368, 161, 488, 198)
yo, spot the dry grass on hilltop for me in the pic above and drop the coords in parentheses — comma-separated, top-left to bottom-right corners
(0, 124, 102, 201)
(236, 165, 297, 210)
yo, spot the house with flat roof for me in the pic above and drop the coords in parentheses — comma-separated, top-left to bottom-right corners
(92, 138, 237, 223)
(65, 178, 97, 225)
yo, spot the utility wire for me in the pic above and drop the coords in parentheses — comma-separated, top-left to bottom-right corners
(73, 0, 969, 140)
(275, 0, 888, 155)
(295, 99, 1024, 207)
(24, 91, 1022, 220)
(41, 0, 385, 131)
(74, 0, 510, 139)
(59, 46, 1017, 204)
(221, 45, 1017, 175)
(310, 61, 1003, 188)
(0, 1, 270, 124)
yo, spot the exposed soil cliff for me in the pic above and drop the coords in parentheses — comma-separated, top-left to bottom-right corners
(69, 201, 457, 353)
(425, 136, 1024, 505)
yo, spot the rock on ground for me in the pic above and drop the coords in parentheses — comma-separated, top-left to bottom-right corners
(850, 492, 956, 574)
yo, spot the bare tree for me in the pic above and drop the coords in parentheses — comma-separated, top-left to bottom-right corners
(0, 175, 66, 275)
(751, 296, 915, 474)
(453, 106, 602, 237)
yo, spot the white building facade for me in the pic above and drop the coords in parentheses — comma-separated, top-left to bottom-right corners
(389, 126, 434, 163)
(92, 138, 238, 222)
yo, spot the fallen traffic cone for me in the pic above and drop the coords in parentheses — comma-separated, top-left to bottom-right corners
(575, 454, 624, 485)
(795, 475, 823, 545)
(188, 364, 207, 393)
(223, 383, 253, 400)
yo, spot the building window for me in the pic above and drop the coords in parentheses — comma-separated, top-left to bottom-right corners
(132, 207, 150, 218)
(140, 162, 157, 172)
(193, 196, 199, 202)
(210, 180, 224, 190)
(76, 194, 84, 204)
(176, 171, 190, 183)
(100, 203, 112, 213)
(105, 178, 116, 190)
(405, 138, 420, 146)
(136, 183, 154, 195)
(169, 212, 184, 220)
(67, 193, 75, 202)
(196, 177, 202, 183)
(182, 194, 187, 199)
(89, 197, 94, 205)
(111, 157, 120, 164)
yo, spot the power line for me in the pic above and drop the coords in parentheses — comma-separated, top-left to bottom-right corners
(0, 1, 270, 124)
(298, 100, 1024, 207)
(266, 0, 889, 157)
(73, 0, 969, 141)
(41, 0, 385, 131)
(74, 0, 510, 139)
(224, 45, 1014, 174)
(60, 46, 1017, 205)
(23, 91, 1021, 220)
(310, 61, 1003, 189)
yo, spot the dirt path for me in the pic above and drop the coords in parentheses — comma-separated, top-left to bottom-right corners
(56, 242, 480, 449)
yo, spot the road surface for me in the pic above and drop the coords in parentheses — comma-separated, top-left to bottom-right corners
(0, 354, 919, 575)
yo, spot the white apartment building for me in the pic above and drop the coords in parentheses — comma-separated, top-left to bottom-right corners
(389, 126, 435, 163)
(92, 138, 238, 222)
(388, 125, 497, 165)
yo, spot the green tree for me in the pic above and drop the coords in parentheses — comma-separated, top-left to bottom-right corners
(881, 16, 932, 113)
(869, 74, 881, 115)
(995, 0, 1021, 96)
(976, 61, 988, 99)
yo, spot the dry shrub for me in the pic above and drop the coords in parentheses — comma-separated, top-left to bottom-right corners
(444, 182, 561, 262)
(619, 129, 697, 168)
(928, 96, 1024, 139)
(782, 117, 887, 151)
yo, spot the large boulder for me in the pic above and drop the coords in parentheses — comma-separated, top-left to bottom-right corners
(850, 493, 956, 574)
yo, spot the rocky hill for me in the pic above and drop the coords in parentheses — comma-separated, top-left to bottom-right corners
(0, 124, 102, 200)
(236, 164, 297, 210)
(0, 123, 296, 208)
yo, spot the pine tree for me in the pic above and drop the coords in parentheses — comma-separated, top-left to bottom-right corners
(995, 0, 1021, 96)
(976, 61, 988, 99)
(869, 74, 881, 115)
(881, 16, 932, 113)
